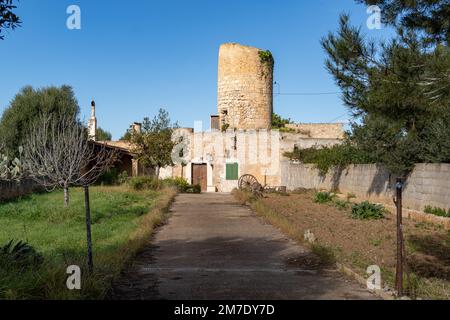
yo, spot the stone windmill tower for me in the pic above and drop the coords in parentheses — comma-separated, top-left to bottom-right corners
(217, 43, 274, 130)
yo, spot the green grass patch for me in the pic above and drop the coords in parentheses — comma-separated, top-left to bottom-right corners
(128, 176, 201, 194)
(0, 185, 176, 299)
(424, 206, 450, 218)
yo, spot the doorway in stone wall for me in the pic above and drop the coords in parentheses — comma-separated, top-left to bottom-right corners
(192, 163, 208, 192)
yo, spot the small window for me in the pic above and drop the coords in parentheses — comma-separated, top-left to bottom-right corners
(211, 115, 220, 131)
(226, 163, 239, 180)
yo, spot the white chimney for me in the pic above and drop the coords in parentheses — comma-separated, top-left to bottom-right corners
(88, 100, 97, 141)
(131, 122, 142, 134)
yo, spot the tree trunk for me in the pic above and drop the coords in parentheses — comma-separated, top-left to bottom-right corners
(155, 166, 160, 179)
(395, 178, 404, 296)
(83, 185, 94, 273)
(64, 186, 70, 206)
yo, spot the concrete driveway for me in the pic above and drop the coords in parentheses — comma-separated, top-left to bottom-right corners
(111, 193, 376, 300)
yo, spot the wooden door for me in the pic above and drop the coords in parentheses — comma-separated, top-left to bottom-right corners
(192, 164, 207, 192)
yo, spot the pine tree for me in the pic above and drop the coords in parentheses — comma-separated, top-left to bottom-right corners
(357, 0, 450, 44)
(0, 0, 21, 40)
(321, 8, 450, 175)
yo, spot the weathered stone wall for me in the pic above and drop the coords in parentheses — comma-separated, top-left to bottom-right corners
(285, 123, 345, 139)
(163, 128, 344, 193)
(0, 179, 42, 202)
(281, 162, 450, 212)
(164, 129, 283, 192)
(279, 134, 343, 156)
(218, 43, 273, 130)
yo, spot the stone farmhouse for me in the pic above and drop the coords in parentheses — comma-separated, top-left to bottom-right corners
(90, 43, 344, 192)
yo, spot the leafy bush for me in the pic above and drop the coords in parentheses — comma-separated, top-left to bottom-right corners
(272, 113, 292, 129)
(424, 206, 450, 218)
(310, 244, 336, 266)
(333, 199, 350, 210)
(128, 176, 160, 191)
(314, 192, 335, 204)
(313, 191, 353, 210)
(96, 169, 129, 186)
(185, 184, 201, 194)
(129, 176, 201, 193)
(162, 178, 201, 193)
(0, 86, 80, 158)
(0, 240, 44, 270)
(118, 171, 129, 185)
(258, 50, 274, 68)
(351, 201, 386, 220)
(162, 177, 190, 192)
(97, 167, 120, 185)
(284, 143, 375, 175)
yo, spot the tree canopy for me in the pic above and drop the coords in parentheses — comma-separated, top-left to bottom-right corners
(24, 114, 116, 206)
(96, 127, 112, 141)
(131, 108, 178, 178)
(0, 0, 21, 40)
(297, 1, 450, 175)
(0, 86, 80, 158)
(271, 113, 292, 129)
(119, 131, 132, 141)
(358, 0, 450, 44)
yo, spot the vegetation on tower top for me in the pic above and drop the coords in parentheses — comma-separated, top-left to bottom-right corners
(259, 50, 274, 68)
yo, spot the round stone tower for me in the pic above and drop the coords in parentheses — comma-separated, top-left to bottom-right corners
(218, 43, 273, 130)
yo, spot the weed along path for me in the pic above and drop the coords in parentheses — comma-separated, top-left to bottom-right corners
(111, 193, 376, 300)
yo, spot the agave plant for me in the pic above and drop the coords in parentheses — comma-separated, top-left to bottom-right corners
(0, 240, 44, 269)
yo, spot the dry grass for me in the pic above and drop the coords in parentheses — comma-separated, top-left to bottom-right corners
(232, 190, 305, 244)
(232, 188, 450, 300)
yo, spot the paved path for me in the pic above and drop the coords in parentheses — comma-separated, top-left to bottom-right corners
(111, 193, 376, 300)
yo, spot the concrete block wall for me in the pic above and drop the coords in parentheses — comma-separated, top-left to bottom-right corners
(281, 162, 450, 212)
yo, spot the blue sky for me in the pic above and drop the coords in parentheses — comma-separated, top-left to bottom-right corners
(0, 0, 392, 139)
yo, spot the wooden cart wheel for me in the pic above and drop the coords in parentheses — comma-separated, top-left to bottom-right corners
(238, 174, 259, 191)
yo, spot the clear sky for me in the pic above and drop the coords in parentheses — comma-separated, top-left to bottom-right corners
(0, 0, 392, 140)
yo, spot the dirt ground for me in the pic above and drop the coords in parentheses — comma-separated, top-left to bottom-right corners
(255, 190, 450, 299)
(110, 193, 377, 300)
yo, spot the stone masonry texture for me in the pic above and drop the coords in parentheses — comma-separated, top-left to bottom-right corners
(218, 43, 273, 130)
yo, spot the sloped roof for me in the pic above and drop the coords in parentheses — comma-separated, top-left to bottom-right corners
(94, 140, 135, 156)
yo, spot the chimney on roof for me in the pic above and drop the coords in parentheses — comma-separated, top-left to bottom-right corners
(91, 100, 96, 117)
(88, 99, 97, 141)
(130, 122, 142, 134)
